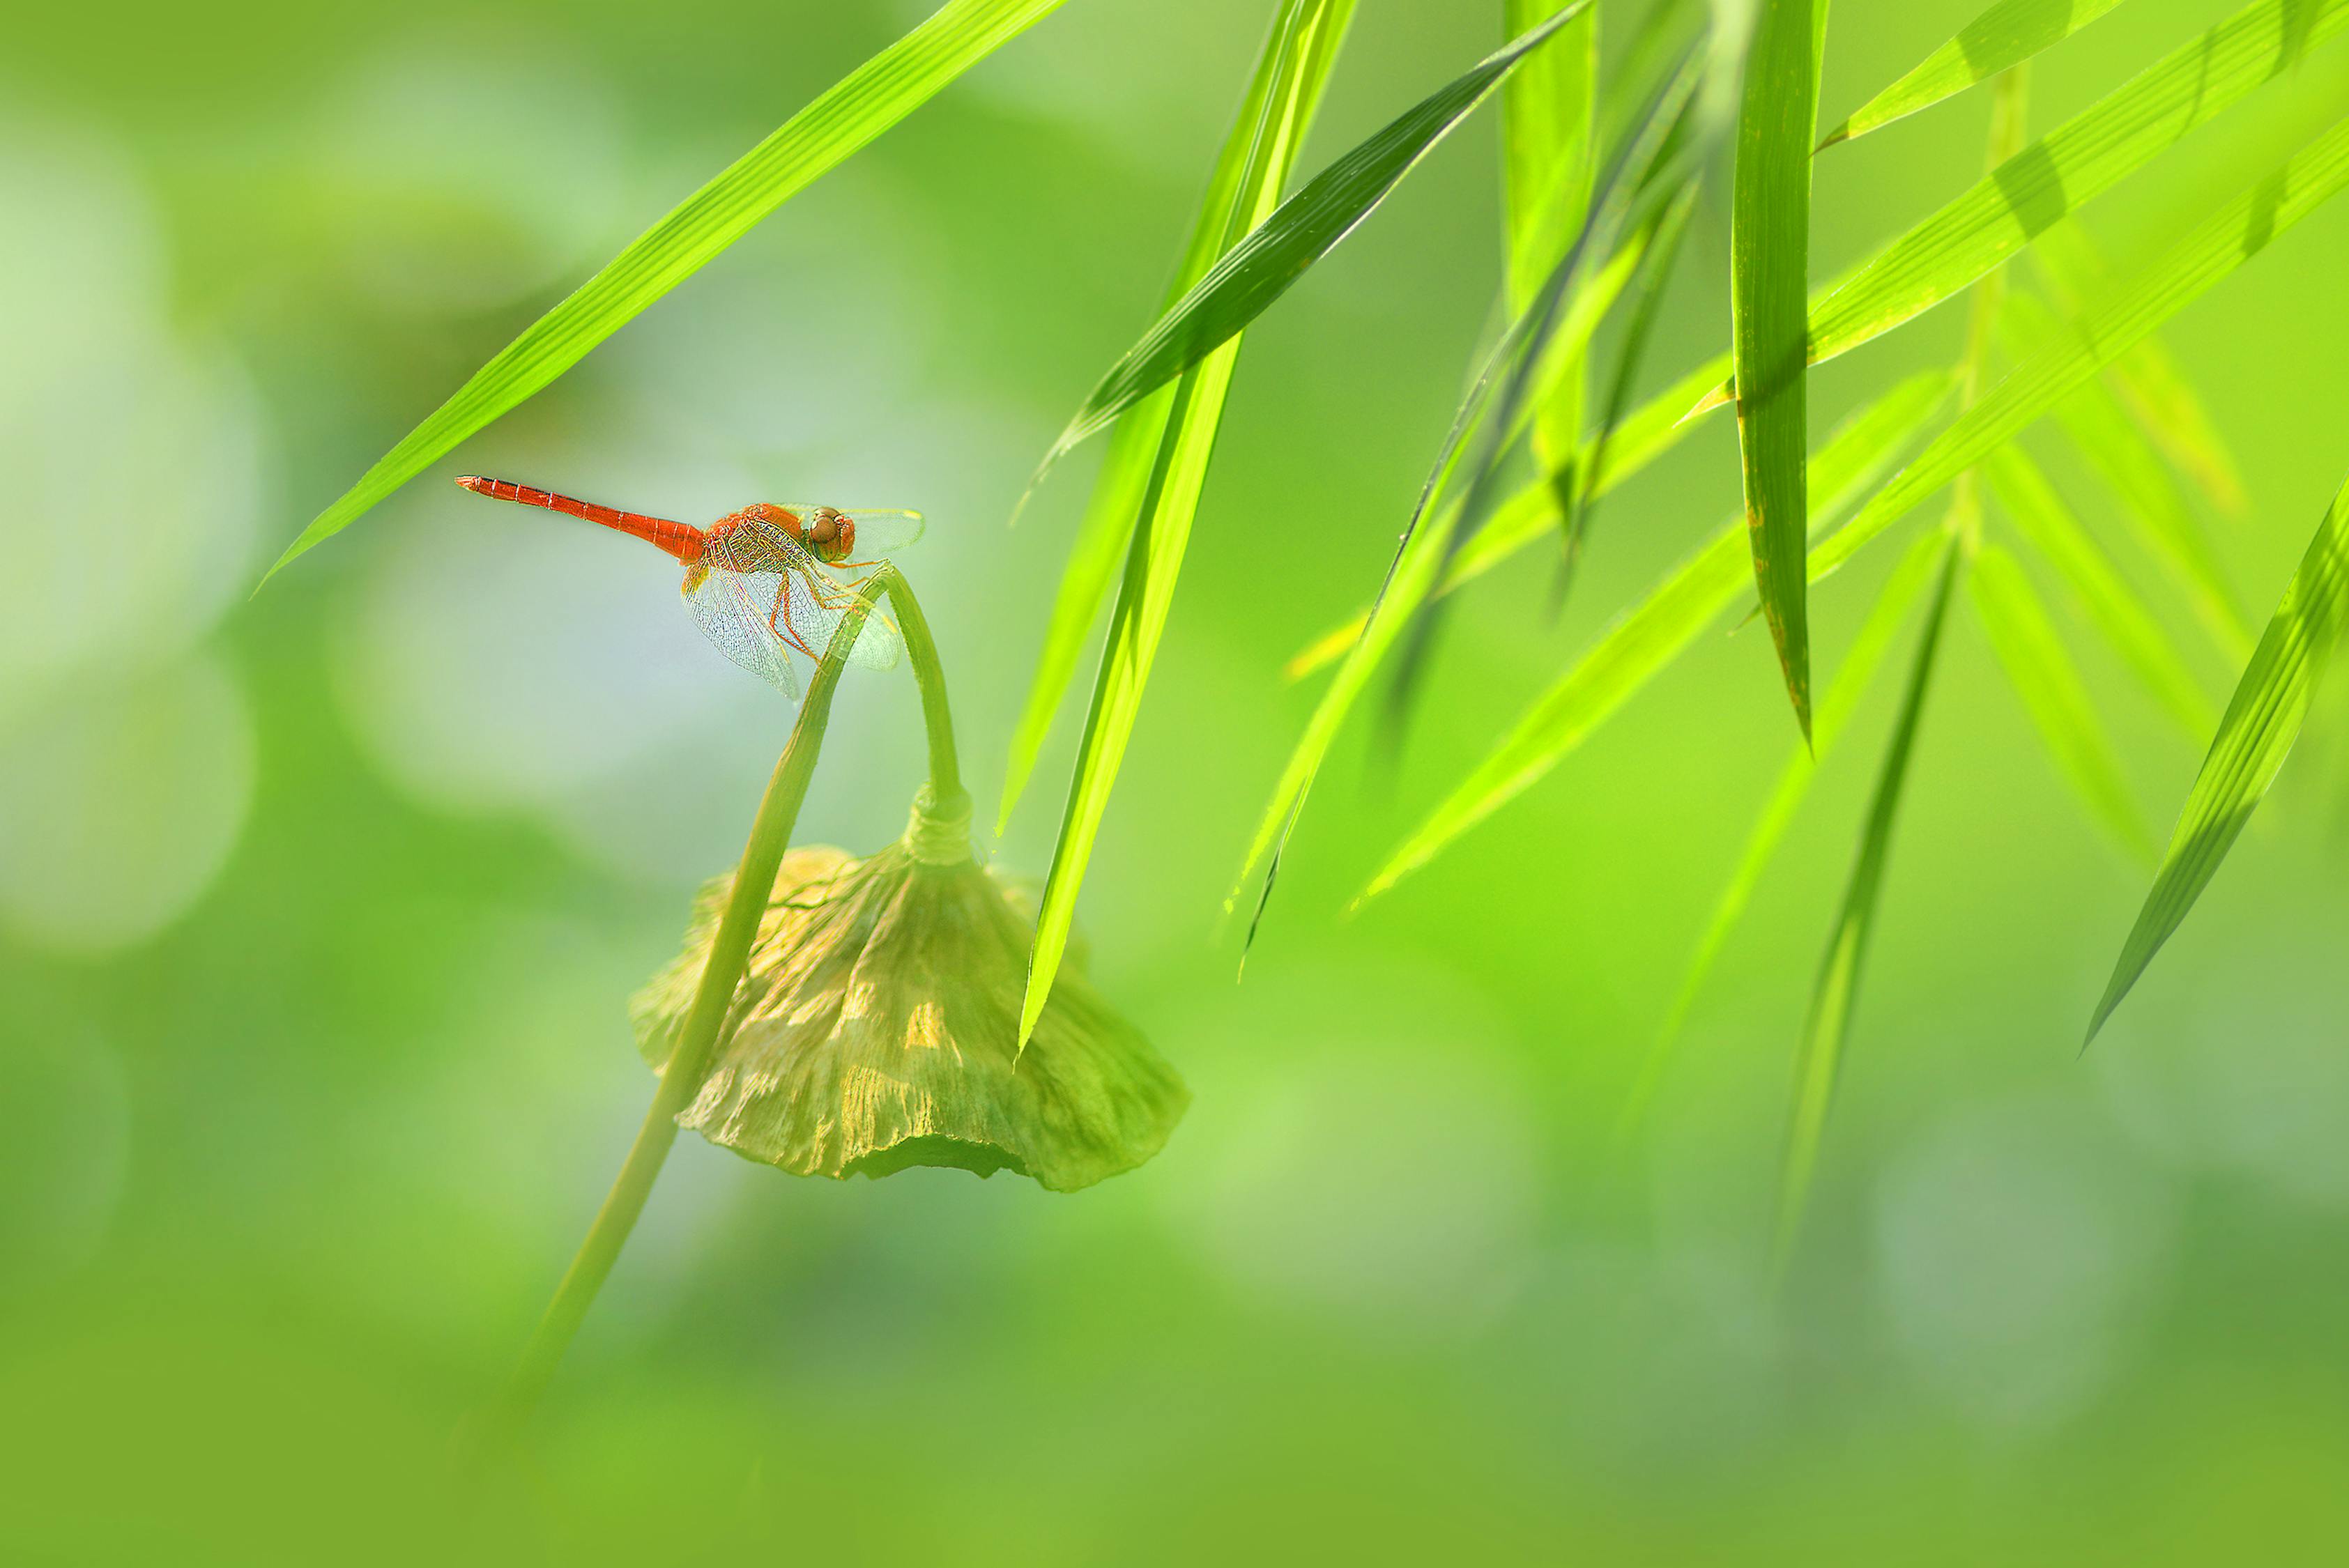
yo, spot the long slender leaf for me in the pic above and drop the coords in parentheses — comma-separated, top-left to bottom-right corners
(1349, 371, 1952, 907)
(1694, 0, 2349, 415)
(1504, 0, 1600, 480)
(2087, 470, 2349, 1043)
(1016, 0, 1355, 1047)
(1777, 535, 1964, 1261)
(1818, 0, 2127, 149)
(2031, 221, 2250, 517)
(2006, 291, 2251, 659)
(1970, 541, 2159, 863)
(1030, 0, 1597, 477)
(1623, 527, 1945, 1141)
(1984, 443, 2216, 739)
(261, 0, 1073, 580)
(1732, 0, 1820, 737)
(1811, 112, 2349, 590)
(1000, 0, 1353, 830)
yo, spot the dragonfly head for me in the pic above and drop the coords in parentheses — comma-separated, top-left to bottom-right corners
(804, 506, 855, 563)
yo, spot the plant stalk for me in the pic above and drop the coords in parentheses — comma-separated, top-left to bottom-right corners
(497, 564, 959, 1427)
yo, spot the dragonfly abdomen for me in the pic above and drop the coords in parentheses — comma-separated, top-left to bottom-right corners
(456, 475, 704, 562)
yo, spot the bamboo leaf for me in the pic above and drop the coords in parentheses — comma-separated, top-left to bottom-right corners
(1694, 0, 2349, 415)
(1348, 371, 1951, 907)
(1503, 0, 1600, 477)
(1030, 0, 1597, 478)
(2005, 291, 2251, 659)
(1000, 0, 1352, 829)
(1818, 0, 2128, 149)
(1015, 0, 1356, 1047)
(1810, 112, 2349, 591)
(1983, 442, 2217, 739)
(2031, 221, 2251, 516)
(260, 0, 1074, 581)
(1623, 528, 1946, 1140)
(1778, 536, 1964, 1261)
(2087, 470, 2349, 1043)
(1969, 541, 2159, 863)
(1731, 0, 1820, 738)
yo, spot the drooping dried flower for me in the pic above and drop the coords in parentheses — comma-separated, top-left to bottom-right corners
(632, 788, 1186, 1191)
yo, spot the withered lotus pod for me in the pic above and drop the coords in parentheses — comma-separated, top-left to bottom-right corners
(631, 788, 1187, 1191)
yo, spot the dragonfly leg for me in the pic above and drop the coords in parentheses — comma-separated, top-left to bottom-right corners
(768, 578, 818, 660)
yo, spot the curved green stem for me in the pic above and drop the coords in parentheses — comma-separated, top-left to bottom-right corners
(497, 565, 958, 1429)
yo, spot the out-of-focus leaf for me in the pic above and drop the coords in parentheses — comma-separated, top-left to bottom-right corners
(1731, 0, 1820, 738)
(1030, 0, 1596, 477)
(2032, 222, 2250, 516)
(1623, 528, 1945, 1140)
(1970, 541, 2158, 863)
(1349, 371, 1951, 908)
(2087, 470, 2349, 1043)
(1817, 0, 2127, 149)
(2005, 291, 2251, 660)
(1016, 0, 1356, 1047)
(1503, 0, 1600, 477)
(1777, 535, 1964, 1261)
(1984, 443, 2216, 739)
(1000, 0, 1354, 829)
(1692, 0, 2349, 417)
(1810, 114, 2349, 590)
(261, 0, 1075, 581)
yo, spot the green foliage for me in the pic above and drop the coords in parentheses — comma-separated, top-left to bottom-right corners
(261, 0, 1072, 580)
(1818, 0, 2128, 149)
(1731, 0, 1820, 737)
(2090, 470, 2349, 1041)
(1011, 0, 1357, 1048)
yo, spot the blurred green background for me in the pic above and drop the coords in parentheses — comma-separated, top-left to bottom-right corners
(7, 1, 2349, 1560)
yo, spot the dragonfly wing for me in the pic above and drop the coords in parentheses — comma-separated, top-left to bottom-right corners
(684, 558, 802, 698)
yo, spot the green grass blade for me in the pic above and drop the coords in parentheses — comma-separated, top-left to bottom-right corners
(1969, 541, 2159, 864)
(1984, 442, 2217, 739)
(260, 0, 1073, 582)
(1623, 527, 1945, 1141)
(1349, 370, 1952, 907)
(1016, 0, 1356, 1048)
(1731, 0, 1820, 739)
(2087, 470, 2349, 1043)
(999, 0, 1353, 831)
(1811, 112, 2349, 590)
(1777, 535, 1965, 1263)
(2031, 222, 2250, 516)
(2005, 291, 2251, 660)
(1692, 0, 2349, 417)
(1504, 0, 1600, 478)
(1818, 0, 2127, 150)
(1032, 0, 1596, 477)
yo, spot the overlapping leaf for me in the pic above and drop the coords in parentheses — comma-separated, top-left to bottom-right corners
(1014, 0, 1356, 1047)
(1000, 0, 1353, 827)
(1810, 112, 2349, 590)
(1817, 0, 2128, 149)
(261, 0, 1075, 580)
(2088, 470, 2349, 1042)
(1695, 0, 2349, 415)
(1027, 0, 1598, 479)
(1351, 371, 1951, 907)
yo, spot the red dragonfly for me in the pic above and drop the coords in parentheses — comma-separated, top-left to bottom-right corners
(457, 475, 924, 699)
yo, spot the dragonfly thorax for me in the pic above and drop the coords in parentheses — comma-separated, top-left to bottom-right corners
(712, 502, 857, 566)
